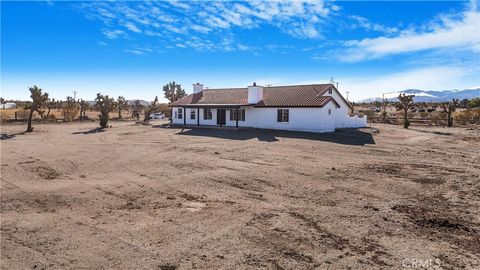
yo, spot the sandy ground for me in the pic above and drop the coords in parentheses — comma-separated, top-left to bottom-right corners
(1, 121, 479, 269)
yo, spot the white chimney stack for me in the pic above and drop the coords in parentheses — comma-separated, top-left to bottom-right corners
(193, 83, 203, 94)
(248, 82, 264, 104)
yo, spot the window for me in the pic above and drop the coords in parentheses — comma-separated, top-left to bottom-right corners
(277, 109, 289, 122)
(328, 88, 333, 94)
(174, 111, 178, 118)
(190, 109, 195, 120)
(203, 108, 212, 120)
(178, 108, 183, 119)
(229, 109, 245, 121)
(328, 109, 331, 115)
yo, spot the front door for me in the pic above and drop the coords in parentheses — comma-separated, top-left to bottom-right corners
(216, 109, 226, 126)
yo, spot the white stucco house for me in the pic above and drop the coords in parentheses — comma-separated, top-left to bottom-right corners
(169, 83, 366, 133)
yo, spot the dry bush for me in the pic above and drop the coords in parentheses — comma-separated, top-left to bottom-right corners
(419, 112, 429, 119)
(364, 110, 375, 120)
(16, 110, 29, 120)
(455, 109, 480, 125)
(0, 111, 9, 122)
(63, 108, 79, 122)
(47, 114, 57, 122)
(430, 112, 447, 126)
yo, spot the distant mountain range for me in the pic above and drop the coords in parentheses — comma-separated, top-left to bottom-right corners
(85, 100, 151, 106)
(361, 88, 480, 103)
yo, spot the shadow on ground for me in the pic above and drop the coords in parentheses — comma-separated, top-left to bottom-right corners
(169, 127, 375, 145)
(1, 131, 27, 140)
(409, 128, 453, 136)
(72, 128, 105, 135)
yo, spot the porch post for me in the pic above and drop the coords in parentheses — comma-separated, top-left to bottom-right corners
(183, 107, 186, 126)
(235, 109, 239, 128)
(197, 108, 200, 126)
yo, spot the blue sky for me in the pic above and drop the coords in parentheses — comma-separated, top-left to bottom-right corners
(1, 0, 479, 102)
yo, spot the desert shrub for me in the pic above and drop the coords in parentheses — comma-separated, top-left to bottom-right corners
(419, 112, 429, 119)
(455, 109, 480, 125)
(16, 109, 29, 120)
(47, 114, 57, 122)
(63, 108, 79, 122)
(430, 112, 447, 126)
(0, 111, 9, 122)
(364, 110, 375, 120)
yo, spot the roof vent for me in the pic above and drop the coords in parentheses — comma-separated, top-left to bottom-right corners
(253, 82, 256, 86)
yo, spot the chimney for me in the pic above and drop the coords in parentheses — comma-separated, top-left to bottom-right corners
(193, 83, 203, 94)
(248, 82, 264, 104)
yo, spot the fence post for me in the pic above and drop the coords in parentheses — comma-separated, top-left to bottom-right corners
(15, 111, 17, 120)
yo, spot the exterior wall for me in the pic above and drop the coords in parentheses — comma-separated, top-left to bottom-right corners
(242, 106, 335, 132)
(324, 88, 368, 129)
(171, 103, 366, 132)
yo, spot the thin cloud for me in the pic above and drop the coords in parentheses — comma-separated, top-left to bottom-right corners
(336, 3, 480, 62)
(123, 22, 141, 33)
(76, 0, 339, 54)
(102, 29, 125, 39)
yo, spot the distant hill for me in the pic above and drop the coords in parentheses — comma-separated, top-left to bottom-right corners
(361, 88, 480, 103)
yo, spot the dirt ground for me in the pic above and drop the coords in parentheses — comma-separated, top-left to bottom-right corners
(1, 121, 479, 269)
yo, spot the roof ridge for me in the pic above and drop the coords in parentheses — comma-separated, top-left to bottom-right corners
(202, 87, 246, 91)
(264, 83, 332, 89)
(203, 83, 333, 91)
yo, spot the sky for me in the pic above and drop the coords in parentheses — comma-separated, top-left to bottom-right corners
(1, 0, 479, 102)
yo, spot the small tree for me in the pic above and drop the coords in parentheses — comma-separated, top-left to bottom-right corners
(441, 99, 459, 127)
(95, 93, 116, 128)
(26, 86, 49, 132)
(396, 93, 414, 128)
(116, 96, 128, 119)
(143, 96, 160, 124)
(468, 97, 480, 109)
(163, 81, 187, 103)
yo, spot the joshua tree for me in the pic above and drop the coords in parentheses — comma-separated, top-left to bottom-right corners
(116, 96, 128, 119)
(348, 101, 355, 115)
(163, 81, 186, 103)
(396, 93, 414, 128)
(45, 98, 57, 118)
(78, 99, 89, 120)
(143, 96, 160, 123)
(130, 99, 144, 120)
(441, 99, 459, 127)
(95, 93, 116, 128)
(26, 86, 49, 132)
(381, 98, 388, 121)
(63, 96, 78, 122)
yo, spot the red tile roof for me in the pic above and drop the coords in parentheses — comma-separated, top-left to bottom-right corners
(170, 84, 341, 108)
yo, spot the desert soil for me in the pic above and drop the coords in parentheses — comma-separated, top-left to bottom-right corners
(1, 121, 479, 269)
